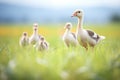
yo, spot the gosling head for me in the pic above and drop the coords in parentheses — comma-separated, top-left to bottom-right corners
(64, 22, 72, 30)
(23, 32, 27, 36)
(40, 36, 44, 41)
(71, 9, 84, 18)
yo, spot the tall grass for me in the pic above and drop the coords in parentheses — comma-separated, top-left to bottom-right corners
(0, 24, 120, 80)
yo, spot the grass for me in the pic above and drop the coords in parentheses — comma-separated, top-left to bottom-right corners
(0, 24, 120, 80)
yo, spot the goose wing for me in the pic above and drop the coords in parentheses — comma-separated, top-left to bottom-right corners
(86, 30, 100, 41)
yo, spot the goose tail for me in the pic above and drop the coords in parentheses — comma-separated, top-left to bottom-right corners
(97, 35, 105, 43)
(100, 36, 105, 40)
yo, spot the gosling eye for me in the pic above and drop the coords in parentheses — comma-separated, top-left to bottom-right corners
(67, 24, 70, 26)
(78, 11, 80, 13)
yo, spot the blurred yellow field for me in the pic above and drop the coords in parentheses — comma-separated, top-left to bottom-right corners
(0, 24, 120, 38)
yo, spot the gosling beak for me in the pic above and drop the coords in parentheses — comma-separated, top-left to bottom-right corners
(64, 26, 67, 29)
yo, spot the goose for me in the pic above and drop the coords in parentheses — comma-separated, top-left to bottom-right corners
(19, 32, 29, 47)
(62, 22, 78, 47)
(71, 9, 105, 50)
(29, 24, 40, 45)
(35, 36, 49, 51)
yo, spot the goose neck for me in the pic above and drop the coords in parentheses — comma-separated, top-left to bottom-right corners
(33, 30, 38, 35)
(77, 16, 83, 30)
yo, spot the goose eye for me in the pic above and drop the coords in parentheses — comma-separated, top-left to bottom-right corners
(78, 11, 80, 13)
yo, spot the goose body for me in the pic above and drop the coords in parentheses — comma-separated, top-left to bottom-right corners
(77, 29, 105, 48)
(72, 9, 105, 49)
(36, 36, 49, 51)
(29, 23, 39, 45)
(19, 32, 29, 47)
(62, 22, 78, 47)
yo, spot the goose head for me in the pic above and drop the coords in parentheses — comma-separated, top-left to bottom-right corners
(33, 23, 38, 28)
(64, 22, 72, 30)
(33, 26, 38, 33)
(71, 9, 84, 18)
(33, 23, 38, 33)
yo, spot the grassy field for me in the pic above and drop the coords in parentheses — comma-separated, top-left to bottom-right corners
(0, 24, 120, 80)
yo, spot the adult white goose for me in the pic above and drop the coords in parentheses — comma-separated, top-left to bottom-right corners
(29, 24, 40, 45)
(35, 36, 49, 51)
(19, 32, 29, 47)
(71, 9, 105, 50)
(62, 22, 78, 47)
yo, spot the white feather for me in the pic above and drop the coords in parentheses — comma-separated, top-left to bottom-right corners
(29, 34, 39, 45)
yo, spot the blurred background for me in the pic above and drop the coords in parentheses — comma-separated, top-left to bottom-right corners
(0, 1, 120, 80)
(0, 0, 120, 25)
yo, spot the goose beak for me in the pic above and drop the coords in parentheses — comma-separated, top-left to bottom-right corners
(71, 15, 74, 17)
(71, 13, 77, 17)
(71, 14, 74, 17)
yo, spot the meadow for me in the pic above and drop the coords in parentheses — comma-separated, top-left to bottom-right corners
(0, 23, 120, 80)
